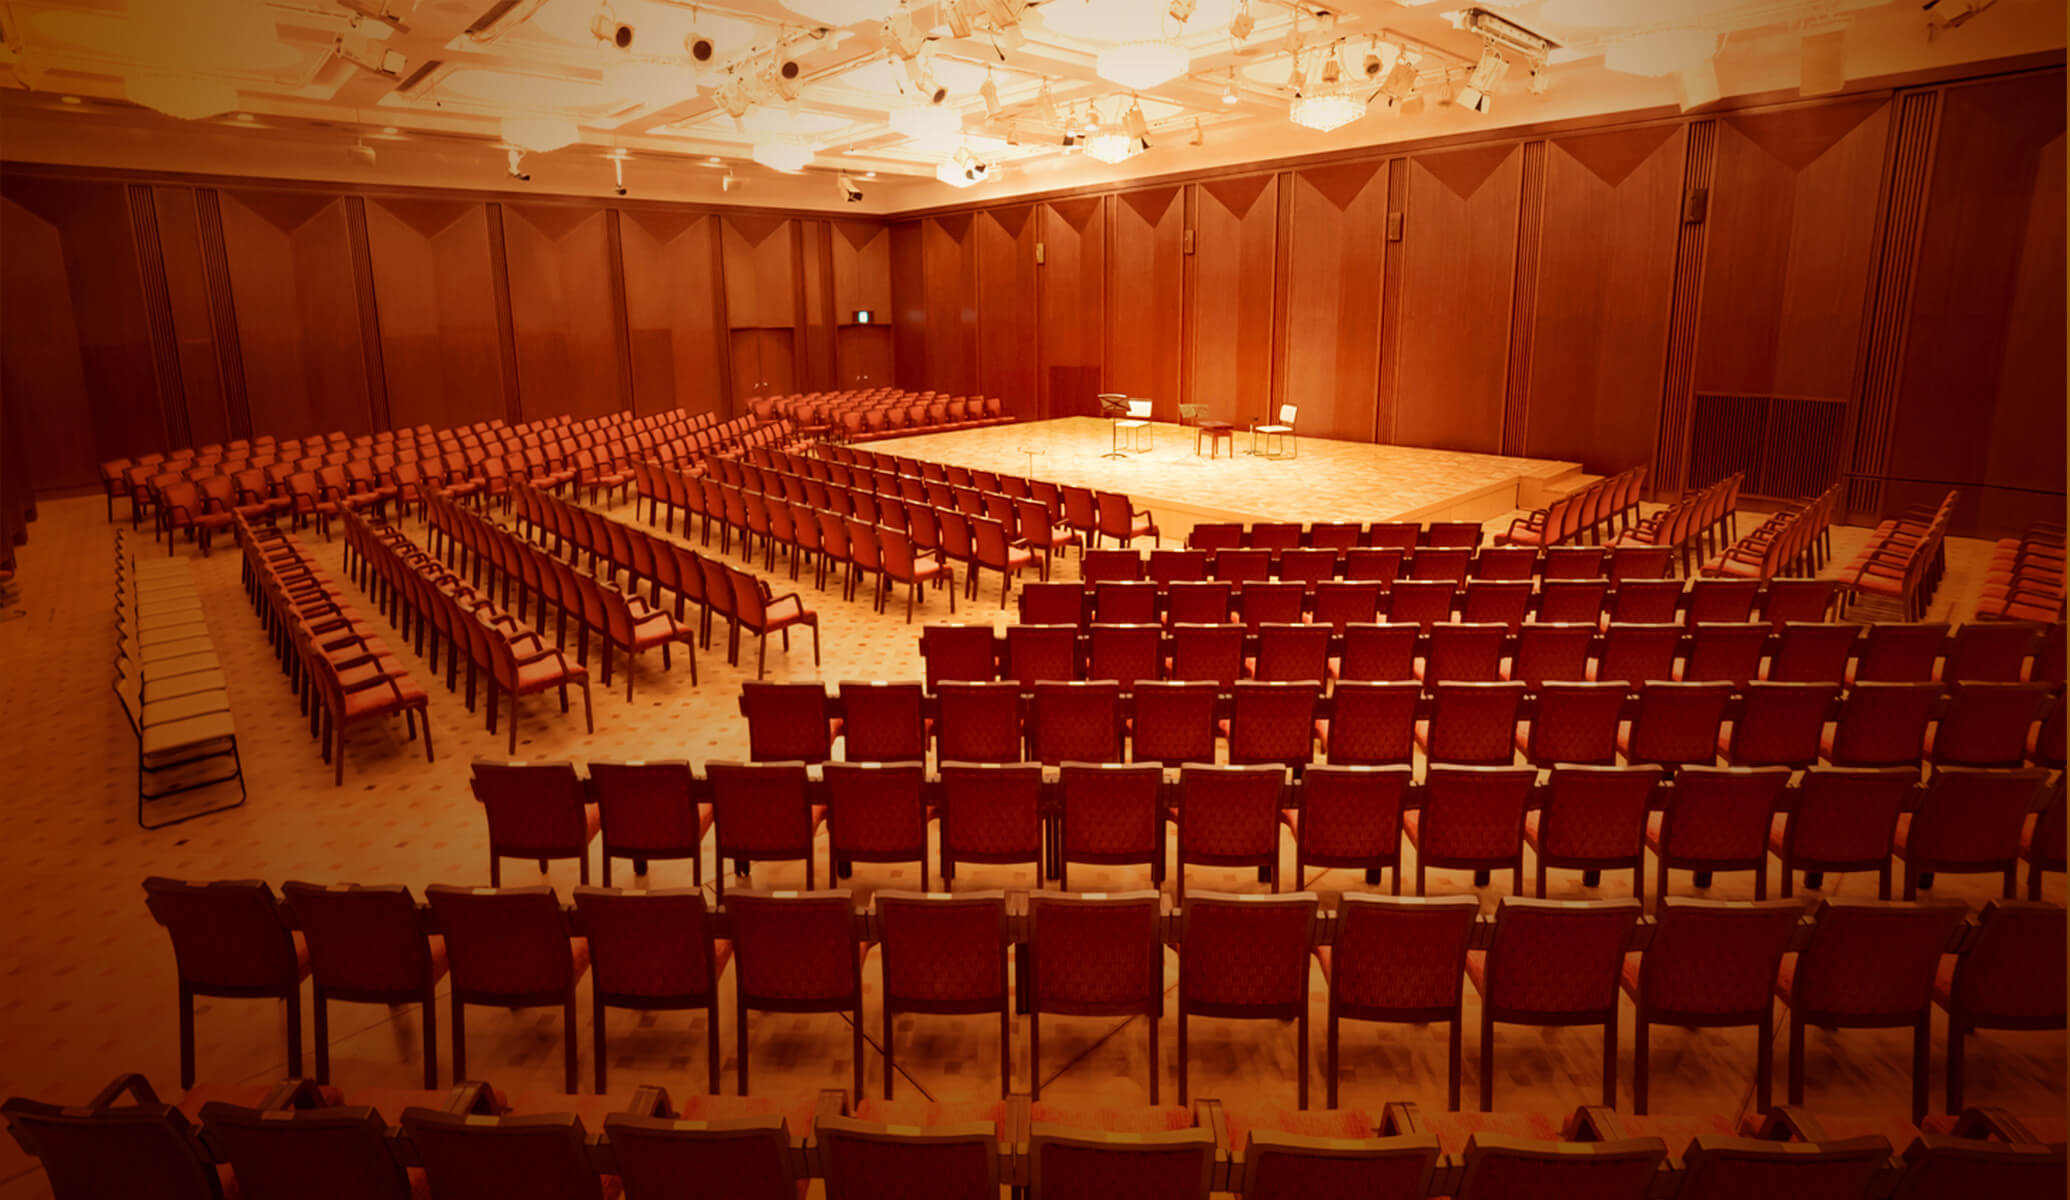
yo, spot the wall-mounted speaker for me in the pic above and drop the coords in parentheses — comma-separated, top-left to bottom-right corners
(1683, 187, 1709, 224)
(1182, 229, 1195, 255)
(1385, 212, 1403, 241)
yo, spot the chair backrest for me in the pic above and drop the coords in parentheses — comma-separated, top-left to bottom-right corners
(1028, 1125, 1215, 1200)
(1535, 765, 1661, 859)
(604, 1111, 796, 1200)
(399, 1108, 599, 1200)
(739, 682, 836, 762)
(1179, 892, 1318, 1015)
(819, 1112, 1001, 1200)
(1481, 896, 1642, 1014)
(1829, 682, 1939, 766)
(1027, 889, 1164, 1013)
(572, 886, 719, 1003)
(424, 885, 576, 999)
(1330, 894, 1478, 1015)
(1455, 1134, 1666, 1200)
(199, 1102, 414, 1200)
(1944, 899, 2067, 1026)
(586, 760, 701, 854)
(920, 624, 999, 686)
(1790, 898, 1970, 1018)
(1031, 681, 1123, 764)
(279, 881, 435, 997)
(1656, 766, 1790, 864)
(1673, 1132, 1891, 1200)
(1786, 765, 1913, 864)
(875, 890, 1009, 1009)
(1176, 764, 1286, 858)
(1277, 404, 1297, 425)
(706, 760, 818, 857)
(1129, 680, 1221, 764)
(1423, 682, 1528, 765)
(725, 889, 861, 1007)
(141, 877, 301, 992)
(468, 761, 591, 857)
(1932, 683, 2053, 767)
(837, 681, 928, 761)
(3, 1085, 223, 1200)
(824, 760, 929, 858)
(1639, 897, 1802, 1018)
(1905, 766, 2049, 870)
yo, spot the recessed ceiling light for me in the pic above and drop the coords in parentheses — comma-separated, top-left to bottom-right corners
(59, 95, 82, 105)
(235, 113, 256, 122)
(863, 171, 876, 179)
(708, 155, 724, 164)
(381, 125, 399, 134)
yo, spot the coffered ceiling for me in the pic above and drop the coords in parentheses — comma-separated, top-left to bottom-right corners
(0, 0, 2059, 210)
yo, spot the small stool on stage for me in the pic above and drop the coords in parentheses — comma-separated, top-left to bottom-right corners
(1181, 404, 1234, 459)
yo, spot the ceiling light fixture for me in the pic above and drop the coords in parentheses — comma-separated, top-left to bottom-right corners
(883, 5, 926, 58)
(125, 76, 241, 122)
(1380, 56, 1419, 102)
(1084, 128, 1138, 164)
(751, 140, 813, 172)
(888, 102, 961, 142)
(714, 73, 753, 117)
(502, 115, 581, 152)
(1289, 74, 1366, 132)
(1222, 68, 1239, 104)
(943, 0, 973, 37)
(905, 58, 948, 103)
(1229, 0, 1254, 42)
(1122, 98, 1150, 142)
(1286, 53, 1307, 93)
(980, 69, 1001, 116)
(1097, 40, 1188, 91)
(235, 112, 257, 123)
(1456, 46, 1507, 113)
(59, 95, 82, 105)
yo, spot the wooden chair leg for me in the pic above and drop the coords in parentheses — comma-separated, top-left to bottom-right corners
(883, 999, 896, 1100)
(179, 983, 197, 1090)
(1325, 1010, 1340, 1109)
(736, 984, 750, 1096)
(1788, 1011, 1805, 1105)
(451, 995, 467, 1084)
(1945, 1010, 1965, 1115)
(1755, 1003, 1773, 1113)
(1029, 1012, 1042, 1100)
(1448, 1015, 1462, 1113)
(422, 991, 439, 1090)
(313, 989, 331, 1084)
(852, 1003, 864, 1103)
(1148, 1013, 1160, 1105)
(1177, 1009, 1189, 1105)
(1633, 1013, 1649, 1115)
(1296, 1007, 1309, 1110)
(706, 999, 721, 1096)
(1479, 1008, 1495, 1111)
(593, 995, 608, 1094)
(1911, 1010, 1930, 1125)
(1602, 1004, 1617, 1107)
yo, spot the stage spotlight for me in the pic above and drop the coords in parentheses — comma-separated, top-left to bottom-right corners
(906, 58, 947, 104)
(943, 0, 972, 37)
(1034, 82, 1058, 123)
(1380, 56, 1417, 101)
(884, 6, 926, 58)
(980, 70, 1001, 116)
(590, 3, 633, 49)
(771, 57, 804, 100)
(1457, 46, 1506, 113)
(687, 32, 715, 62)
(1168, 0, 1195, 21)
(1122, 98, 1149, 140)
(1188, 117, 1202, 145)
(348, 139, 376, 166)
(836, 172, 864, 202)
(714, 73, 752, 116)
(1925, 0, 1996, 35)
(1222, 68, 1238, 104)
(1321, 53, 1341, 85)
(1229, 0, 1254, 42)
(506, 147, 530, 180)
(979, 0, 1020, 27)
(1286, 55, 1306, 93)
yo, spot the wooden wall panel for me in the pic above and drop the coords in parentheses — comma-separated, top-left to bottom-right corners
(832, 220, 894, 316)
(217, 190, 372, 439)
(1105, 187, 1184, 416)
(149, 187, 234, 448)
(1189, 174, 1279, 425)
(1281, 162, 1388, 443)
(798, 220, 836, 391)
(501, 203, 622, 421)
(618, 209, 727, 418)
(1885, 71, 2066, 531)
(1392, 144, 1523, 452)
(976, 205, 1040, 417)
(1694, 97, 1890, 400)
(919, 214, 978, 395)
(1037, 198, 1105, 419)
(361, 197, 508, 432)
(1521, 125, 1685, 473)
(2, 176, 168, 488)
(890, 219, 928, 389)
(721, 214, 798, 328)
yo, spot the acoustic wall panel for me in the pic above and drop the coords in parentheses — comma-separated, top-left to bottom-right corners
(721, 213, 799, 328)
(1105, 187, 1184, 416)
(361, 197, 509, 432)
(1037, 197, 1106, 419)
(500, 203, 623, 420)
(217, 189, 373, 440)
(1281, 161, 1389, 443)
(976, 205, 1040, 417)
(1189, 174, 1279, 426)
(618, 209, 727, 418)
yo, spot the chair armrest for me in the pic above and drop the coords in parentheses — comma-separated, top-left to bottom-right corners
(88, 1073, 161, 1109)
(1379, 1101, 1426, 1136)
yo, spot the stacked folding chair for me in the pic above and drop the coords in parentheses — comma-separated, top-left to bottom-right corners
(113, 528, 243, 829)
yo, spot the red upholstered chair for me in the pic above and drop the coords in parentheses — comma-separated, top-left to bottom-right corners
(1723, 682, 1839, 768)
(1621, 681, 1732, 769)
(1212, 547, 1274, 588)
(611, 1102, 801, 1200)
(1772, 765, 1913, 899)
(1622, 897, 1801, 1114)
(1228, 680, 1321, 771)
(1226, 1120, 1439, 1200)
(1404, 765, 1538, 895)
(1897, 766, 2050, 899)
(739, 680, 837, 762)
(1343, 547, 1405, 585)
(1173, 764, 1286, 901)
(1056, 761, 1166, 888)
(1148, 548, 1210, 584)
(2025, 780, 2066, 899)
(469, 759, 600, 886)
(572, 886, 726, 1095)
(1934, 899, 2066, 1113)
(198, 1097, 417, 1200)
(1252, 623, 1332, 683)
(726, 568, 820, 679)
(1078, 546, 1142, 583)
(1516, 681, 1628, 767)
(1686, 579, 1760, 625)
(1320, 894, 1478, 1109)
(1418, 681, 1528, 766)
(1777, 897, 1969, 1122)
(1095, 491, 1160, 547)
(2, 1076, 225, 1200)
(1609, 579, 1684, 624)
(1460, 582, 1533, 632)
(873, 891, 1011, 1098)
(1385, 580, 1456, 631)
(1165, 581, 1234, 625)
(1853, 622, 1950, 683)
(142, 878, 308, 1090)
(1826, 681, 1938, 766)
(1130, 680, 1222, 766)
(587, 759, 708, 888)
(725, 889, 865, 1099)
(1337, 622, 1418, 682)
(279, 881, 444, 1088)
(705, 761, 828, 901)
(1409, 547, 1472, 584)
(1892, 1111, 2067, 1200)
(1422, 622, 1507, 685)
(1020, 581, 1088, 626)
(398, 1106, 606, 1200)
(1088, 622, 1163, 690)
(423, 884, 588, 1093)
(1005, 623, 1082, 687)
(1680, 622, 1767, 685)
(1026, 890, 1167, 1103)
(836, 681, 928, 762)
(1176, 892, 1318, 1106)
(819, 1109, 1004, 1200)
(1768, 621, 1863, 684)
(1930, 682, 2053, 768)
(1451, 1130, 1666, 1200)
(1537, 579, 1610, 624)
(1286, 764, 1409, 891)
(1030, 680, 1124, 764)
(1093, 580, 1159, 623)
(1027, 1125, 1212, 1200)
(938, 761, 1044, 886)
(824, 760, 930, 884)
(1468, 897, 1642, 1109)
(919, 623, 999, 686)
(1169, 621, 1244, 686)
(1312, 581, 1381, 631)
(1649, 765, 1790, 900)
(1945, 620, 2044, 682)
(878, 526, 956, 623)
(1525, 764, 1662, 901)
(1507, 623, 1595, 688)
(1017, 496, 1080, 580)
(1320, 680, 1418, 767)
(1189, 522, 1243, 551)
(934, 681, 1024, 763)
(969, 516, 1034, 607)
(1594, 622, 1681, 686)
(1239, 582, 1307, 629)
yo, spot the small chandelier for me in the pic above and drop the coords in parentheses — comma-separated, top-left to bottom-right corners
(750, 140, 813, 172)
(1084, 130, 1139, 164)
(1289, 89, 1367, 132)
(888, 103, 961, 144)
(1096, 40, 1188, 91)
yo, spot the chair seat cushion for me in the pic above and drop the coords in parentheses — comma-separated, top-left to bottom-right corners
(1028, 1102, 1193, 1134)
(853, 1099, 1008, 1138)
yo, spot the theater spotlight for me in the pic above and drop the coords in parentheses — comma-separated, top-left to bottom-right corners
(771, 57, 804, 100)
(884, 5, 926, 58)
(1229, 0, 1254, 42)
(590, 2, 633, 49)
(1456, 47, 1506, 114)
(906, 58, 947, 104)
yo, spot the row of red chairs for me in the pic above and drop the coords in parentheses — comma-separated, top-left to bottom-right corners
(1978, 522, 2065, 621)
(1190, 519, 1491, 552)
(1845, 490, 1957, 621)
(501, 484, 821, 677)
(1498, 466, 1650, 548)
(22, 1070, 2055, 1200)
(1613, 473, 1745, 577)
(760, 388, 1014, 441)
(336, 508, 596, 755)
(1704, 483, 1841, 581)
(235, 516, 431, 785)
(134, 872, 2065, 1125)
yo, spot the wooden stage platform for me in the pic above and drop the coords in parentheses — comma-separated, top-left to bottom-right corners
(863, 417, 1585, 529)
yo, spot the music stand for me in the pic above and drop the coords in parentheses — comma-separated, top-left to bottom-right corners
(1099, 394, 1133, 459)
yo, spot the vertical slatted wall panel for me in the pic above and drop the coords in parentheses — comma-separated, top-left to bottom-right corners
(126, 183, 187, 448)
(1652, 119, 1716, 498)
(1688, 394, 1846, 499)
(343, 197, 393, 432)
(1501, 141, 1546, 456)
(192, 188, 253, 441)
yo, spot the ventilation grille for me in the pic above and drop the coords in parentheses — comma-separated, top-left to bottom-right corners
(1688, 394, 1845, 500)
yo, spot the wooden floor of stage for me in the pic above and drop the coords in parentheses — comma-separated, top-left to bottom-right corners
(866, 417, 1583, 527)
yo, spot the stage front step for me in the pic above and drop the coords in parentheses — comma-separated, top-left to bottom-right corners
(1517, 464, 1598, 509)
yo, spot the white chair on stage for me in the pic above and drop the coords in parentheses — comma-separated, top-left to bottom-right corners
(1251, 404, 1298, 459)
(1105, 396, 1154, 458)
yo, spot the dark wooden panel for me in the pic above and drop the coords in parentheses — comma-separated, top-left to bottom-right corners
(731, 328, 795, 405)
(3, 176, 171, 487)
(976, 205, 1039, 418)
(362, 197, 508, 432)
(836, 325, 894, 388)
(799, 219, 835, 392)
(1695, 97, 1890, 400)
(193, 189, 253, 441)
(890, 219, 928, 389)
(619, 209, 726, 418)
(921, 214, 978, 394)
(1523, 124, 1685, 474)
(832, 220, 893, 317)
(150, 185, 236, 448)
(1886, 70, 2065, 533)
(1653, 121, 1717, 496)
(1392, 144, 1523, 453)
(721, 213, 798, 329)
(1105, 187, 1184, 415)
(1190, 174, 1278, 426)
(1282, 161, 1388, 443)
(218, 189, 373, 438)
(1038, 197, 1105, 420)
(128, 183, 192, 450)
(500, 203, 623, 421)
